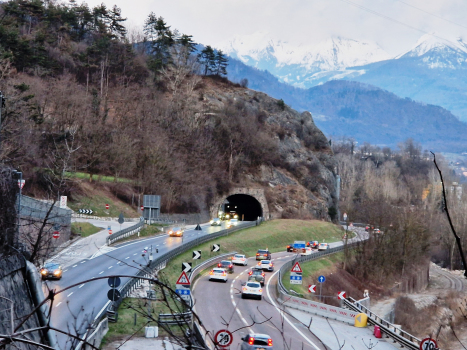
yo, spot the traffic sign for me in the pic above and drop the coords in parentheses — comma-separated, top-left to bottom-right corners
(118, 213, 125, 224)
(107, 288, 121, 302)
(291, 262, 302, 273)
(290, 275, 302, 284)
(140, 205, 144, 211)
(420, 338, 438, 350)
(211, 244, 220, 252)
(105, 203, 109, 209)
(293, 241, 306, 249)
(60, 196, 67, 208)
(338, 291, 347, 300)
(108, 230, 112, 235)
(318, 275, 326, 283)
(108, 277, 121, 288)
(193, 250, 201, 259)
(343, 212, 347, 221)
(182, 262, 192, 273)
(214, 329, 233, 347)
(18, 179, 25, 189)
(52, 231, 60, 239)
(308, 285, 316, 293)
(78, 209, 94, 215)
(176, 271, 191, 285)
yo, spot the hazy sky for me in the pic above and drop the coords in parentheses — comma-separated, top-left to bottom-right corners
(83, 0, 467, 56)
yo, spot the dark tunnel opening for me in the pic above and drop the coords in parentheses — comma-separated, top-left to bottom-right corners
(223, 194, 263, 221)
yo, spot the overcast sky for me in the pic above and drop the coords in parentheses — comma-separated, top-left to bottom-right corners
(83, 0, 467, 56)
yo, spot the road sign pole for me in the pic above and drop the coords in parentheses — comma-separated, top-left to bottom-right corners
(320, 283, 322, 303)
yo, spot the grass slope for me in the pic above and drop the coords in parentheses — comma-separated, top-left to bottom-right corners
(70, 222, 101, 237)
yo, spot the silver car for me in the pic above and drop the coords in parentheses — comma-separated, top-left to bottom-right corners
(241, 333, 273, 350)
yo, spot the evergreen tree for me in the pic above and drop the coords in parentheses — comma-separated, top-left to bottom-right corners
(214, 50, 228, 76)
(144, 13, 174, 73)
(198, 45, 215, 75)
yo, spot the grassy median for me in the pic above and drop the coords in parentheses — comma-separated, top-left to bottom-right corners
(160, 219, 344, 289)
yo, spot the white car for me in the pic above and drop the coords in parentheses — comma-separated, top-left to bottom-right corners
(232, 254, 248, 266)
(318, 243, 329, 251)
(241, 281, 262, 300)
(210, 218, 222, 226)
(229, 218, 238, 227)
(258, 260, 274, 271)
(300, 247, 312, 256)
(209, 268, 228, 282)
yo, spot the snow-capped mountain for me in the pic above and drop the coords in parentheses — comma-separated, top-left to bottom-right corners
(217, 33, 390, 85)
(225, 33, 467, 121)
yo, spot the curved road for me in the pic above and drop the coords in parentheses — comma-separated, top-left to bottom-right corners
(44, 221, 252, 349)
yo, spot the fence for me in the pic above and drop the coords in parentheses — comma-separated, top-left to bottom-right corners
(276, 241, 423, 350)
(106, 220, 145, 245)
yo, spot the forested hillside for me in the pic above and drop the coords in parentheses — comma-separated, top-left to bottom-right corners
(0, 0, 337, 219)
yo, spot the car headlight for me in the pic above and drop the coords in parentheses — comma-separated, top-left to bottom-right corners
(41, 270, 47, 275)
(54, 270, 61, 276)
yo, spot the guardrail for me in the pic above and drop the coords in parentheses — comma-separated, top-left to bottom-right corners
(158, 311, 192, 325)
(342, 297, 420, 350)
(276, 241, 423, 350)
(106, 220, 145, 245)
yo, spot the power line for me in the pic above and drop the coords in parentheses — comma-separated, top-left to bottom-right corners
(395, 0, 467, 30)
(337, 0, 459, 45)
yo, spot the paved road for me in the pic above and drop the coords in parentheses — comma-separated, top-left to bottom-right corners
(43, 220, 252, 349)
(193, 251, 327, 350)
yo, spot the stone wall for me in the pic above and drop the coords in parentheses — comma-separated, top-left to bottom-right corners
(0, 254, 46, 349)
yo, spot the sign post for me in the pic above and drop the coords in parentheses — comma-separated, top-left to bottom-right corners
(318, 275, 325, 302)
(290, 262, 303, 285)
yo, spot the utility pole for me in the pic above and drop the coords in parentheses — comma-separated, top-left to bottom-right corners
(0, 91, 5, 149)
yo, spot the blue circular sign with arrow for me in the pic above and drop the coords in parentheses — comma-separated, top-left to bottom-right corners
(318, 275, 326, 283)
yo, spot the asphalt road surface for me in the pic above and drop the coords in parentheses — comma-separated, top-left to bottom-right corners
(43, 220, 252, 349)
(193, 251, 328, 350)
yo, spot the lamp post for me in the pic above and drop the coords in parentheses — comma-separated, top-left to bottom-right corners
(0, 91, 5, 149)
(12, 170, 23, 239)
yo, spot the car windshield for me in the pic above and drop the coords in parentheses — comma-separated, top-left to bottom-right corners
(213, 218, 220, 221)
(44, 263, 59, 269)
(172, 227, 181, 231)
(262, 260, 270, 264)
(247, 282, 260, 288)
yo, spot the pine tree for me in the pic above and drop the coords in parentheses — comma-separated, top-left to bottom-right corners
(144, 13, 175, 73)
(198, 46, 215, 75)
(214, 50, 228, 76)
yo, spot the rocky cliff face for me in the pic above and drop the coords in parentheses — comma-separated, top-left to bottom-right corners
(197, 78, 338, 220)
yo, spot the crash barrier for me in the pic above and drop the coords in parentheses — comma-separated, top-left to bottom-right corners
(342, 297, 421, 350)
(276, 241, 423, 350)
(75, 219, 261, 349)
(106, 219, 145, 245)
(72, 213, 142, 222)
(78, 317, 109, 350)
(158, 311, 192, 325)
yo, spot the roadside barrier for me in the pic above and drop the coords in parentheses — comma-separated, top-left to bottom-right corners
(106, 219, 145, 245)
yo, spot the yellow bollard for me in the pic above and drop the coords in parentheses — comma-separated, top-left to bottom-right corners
(354, 313, 368, 327)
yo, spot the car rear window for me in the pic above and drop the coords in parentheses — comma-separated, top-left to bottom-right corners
(253, 338, 269, 345)
(262, 260, 270, 264)
(247, 282, 260, 288)
(234, 254, 244, 258)
(258, 250, 268, 254)
(213, 269, 224, 273)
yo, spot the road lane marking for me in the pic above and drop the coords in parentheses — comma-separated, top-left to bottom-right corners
(56, 302, 62, 307)
(63, 270, 68, 273)
(79, 284, 85, 289)
(266, 270, 321, 350)
(81, 261, 86, 263)
(72, 265, 77, 267)
(125, 257, 129, 259)
(133, 253, 137, 255)
(67, 292, 73, 297)
(108, 266, 113, 269)
(99, 271, 104, 274)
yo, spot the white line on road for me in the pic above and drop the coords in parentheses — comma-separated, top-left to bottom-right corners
(99, 271, 104, 274)
(133, 253, 137, 255)
(73, 265, 77, 268)
(229, 269, 252, 333)
(79, 284, 85, 288)
(81, 261, 86, 263)
(266, 270, 321, 350)
(63, 270, 68, 273)
(56, 302, 62, 307)
(125, 257, 129, 259)
(67, 292, 73, 297)
(108, 266, 113, 269)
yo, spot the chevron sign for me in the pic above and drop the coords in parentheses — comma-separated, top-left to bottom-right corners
(78, 209, 94, 215)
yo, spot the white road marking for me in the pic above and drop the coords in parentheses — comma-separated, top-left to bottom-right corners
(266, 270, 321, 350)
(67, 292, 73, 297)
(63, 270, 68, 273)
(78, 284, 85, 289)
(99, 271, 104, 274)
(72, 265, 77, 268)
(108, 266, 113, 269)
(229, 267, 252, 333)
(133, 253, 137, 255)
(80, 261, 86, 263)
(125, 257, 129, 259)
(56, 302, 62, 307)
(156, 245, 159, 247)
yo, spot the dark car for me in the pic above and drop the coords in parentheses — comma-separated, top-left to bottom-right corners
(286, 244, 295, 252)
(248, 267, 265, 286)
(40, 263, 63, 280)
(217, 260, 234, 273)
(256, 249, 271, 261)
(307, 241, 319, 249)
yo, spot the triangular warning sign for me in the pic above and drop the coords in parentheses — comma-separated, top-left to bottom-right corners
(291, 262, 302, 273)
(176, 271, 191, 285)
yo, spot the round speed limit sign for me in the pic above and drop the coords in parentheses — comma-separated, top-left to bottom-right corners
(214, 329, 233, 347)
(420, 338, 438, 350)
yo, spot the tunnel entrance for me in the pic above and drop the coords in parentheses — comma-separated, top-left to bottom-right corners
(222, 194, 263, 221)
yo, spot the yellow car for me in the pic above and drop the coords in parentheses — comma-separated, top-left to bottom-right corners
(168, 227, 184, 237)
